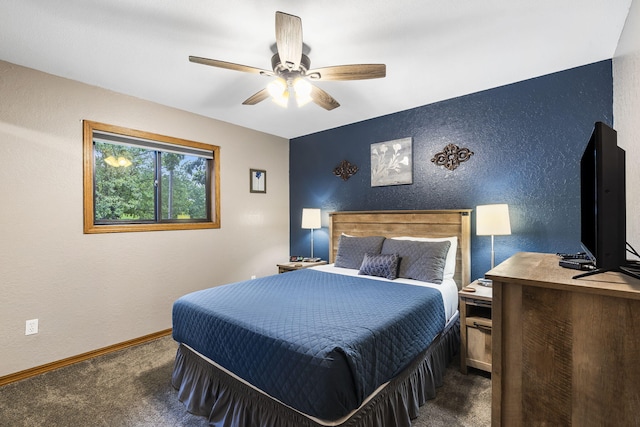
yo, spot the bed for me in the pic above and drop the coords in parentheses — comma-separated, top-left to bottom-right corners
(171, 209, 471, 427)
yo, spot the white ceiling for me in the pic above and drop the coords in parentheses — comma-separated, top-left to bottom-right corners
(0, 1, 632, 139)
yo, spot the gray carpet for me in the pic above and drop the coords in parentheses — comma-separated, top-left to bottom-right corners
(0, 336, 490, 426)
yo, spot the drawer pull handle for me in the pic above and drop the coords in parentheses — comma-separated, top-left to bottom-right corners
(472, 322, 492, 332)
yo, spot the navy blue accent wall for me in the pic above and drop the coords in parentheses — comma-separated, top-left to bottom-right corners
(290, 61, 613, 281)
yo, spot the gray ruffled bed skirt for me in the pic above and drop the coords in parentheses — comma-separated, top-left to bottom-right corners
(171, 314, 460, 427)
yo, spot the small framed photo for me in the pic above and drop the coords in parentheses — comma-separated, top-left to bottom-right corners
(250, 169, 266, 193)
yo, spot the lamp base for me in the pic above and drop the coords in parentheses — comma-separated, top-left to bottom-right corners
(309, 228, 314, 259)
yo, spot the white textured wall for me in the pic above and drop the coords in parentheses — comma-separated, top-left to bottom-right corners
(614, 0, 640, 260)
(0, 61, 289, 377)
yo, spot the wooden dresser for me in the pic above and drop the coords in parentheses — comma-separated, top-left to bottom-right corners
(487, 252, 640, 427)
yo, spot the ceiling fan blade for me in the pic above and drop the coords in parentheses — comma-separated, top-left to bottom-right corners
(310, 84, 340, 111)
(275, 11, 303, 71)
(306, 64, 386, 81)
(242, 88, 270, 105)
(189, 56, 274, 76)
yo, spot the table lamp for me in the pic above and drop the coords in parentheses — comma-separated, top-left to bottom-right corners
(301, 208, 321, 259)
(476, 204, 511, 270)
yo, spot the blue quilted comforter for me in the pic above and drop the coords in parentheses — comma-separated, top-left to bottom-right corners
(172, 269, 445, 420)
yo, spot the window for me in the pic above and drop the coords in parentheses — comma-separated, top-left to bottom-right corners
(83, 120, 220, 233)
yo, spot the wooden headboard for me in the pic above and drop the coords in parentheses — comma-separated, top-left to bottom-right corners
(329, 210, 471, 288)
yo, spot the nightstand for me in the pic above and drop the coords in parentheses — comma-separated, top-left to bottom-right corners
(277, 260, 327, 274)
(459, 280, 492, 374)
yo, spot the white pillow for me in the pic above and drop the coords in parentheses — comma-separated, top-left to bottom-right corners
(391, 236, 457, 280)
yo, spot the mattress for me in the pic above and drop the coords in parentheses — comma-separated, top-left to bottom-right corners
(172, 267, 449, 420)
(311, 263, 458, 321)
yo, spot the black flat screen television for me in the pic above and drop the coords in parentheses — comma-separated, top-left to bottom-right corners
(576, 121, 632, 279)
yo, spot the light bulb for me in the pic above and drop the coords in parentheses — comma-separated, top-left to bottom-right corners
(293, 78, 312, 96)
(267, 78, 289, 108)
(267, 79, 287, 98)
(293, 78, 312, 107)
(272, 89, 290, 108)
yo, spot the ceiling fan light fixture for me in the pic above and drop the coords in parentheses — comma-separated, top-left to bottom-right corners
(293, 78, 312, 107)
(272, 89, 290, 108)
(295, 93, 312, 107)
(267, 78, 287, 98)
(272, 92, 290, 108)
(189, 12, 385, 111)
(267, 78, 290, 108)
(293, 78, 311, 96)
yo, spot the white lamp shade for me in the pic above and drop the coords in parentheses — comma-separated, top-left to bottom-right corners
(301, 208, 321, 229)
(476, 204, 511, 236)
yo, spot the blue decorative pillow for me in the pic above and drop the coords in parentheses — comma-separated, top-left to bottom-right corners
(381, 239, 451, 284)
(358, 253, 400, 280)
(334, 235, 386, 269)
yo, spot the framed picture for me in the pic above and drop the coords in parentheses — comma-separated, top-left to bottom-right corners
(250, 169, 266, 193)
(370, 137, 413, 187)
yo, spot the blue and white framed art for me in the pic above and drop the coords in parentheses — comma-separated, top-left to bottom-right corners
(250, 169, 266, 193)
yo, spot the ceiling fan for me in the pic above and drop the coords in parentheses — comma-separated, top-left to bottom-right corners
(189, 11, 386, 111)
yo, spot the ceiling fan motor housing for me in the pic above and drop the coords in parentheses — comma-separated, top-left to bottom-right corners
(271, 53, 311, 78)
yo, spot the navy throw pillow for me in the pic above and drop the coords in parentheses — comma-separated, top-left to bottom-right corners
(358, 253, 400, 280)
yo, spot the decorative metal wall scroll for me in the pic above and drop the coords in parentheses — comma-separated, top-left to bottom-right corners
(333, 160, 359, 181)
(431, 143, 474, 171)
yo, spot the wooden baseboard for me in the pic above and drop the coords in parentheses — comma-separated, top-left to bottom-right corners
(0, 329, 172, 387)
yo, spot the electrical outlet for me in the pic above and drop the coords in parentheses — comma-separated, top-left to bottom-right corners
(25, 319, 38, 335)
(251, 275, 256, 280)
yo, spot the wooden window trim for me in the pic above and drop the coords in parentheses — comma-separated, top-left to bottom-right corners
(83, 120, 220, 233)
